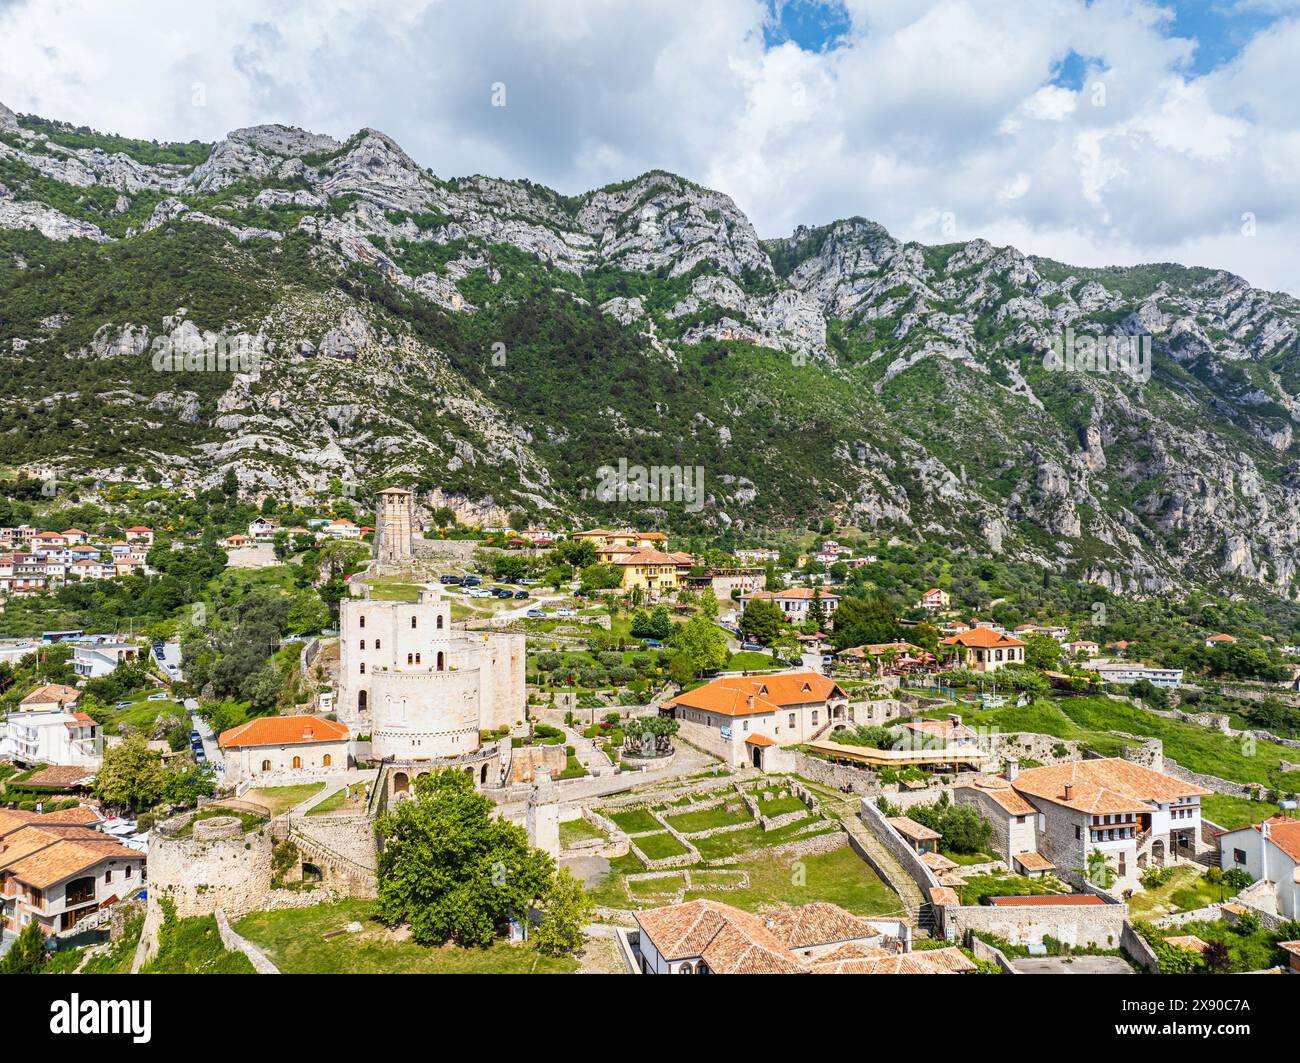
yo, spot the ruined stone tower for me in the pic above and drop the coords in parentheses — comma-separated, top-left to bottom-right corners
(373, 486, 415, 568)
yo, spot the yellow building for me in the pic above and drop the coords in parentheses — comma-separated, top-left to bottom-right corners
(614, 548, 690, 597)
(572, 527, 669, 550)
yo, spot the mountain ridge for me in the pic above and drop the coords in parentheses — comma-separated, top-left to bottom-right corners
(3, 102, 1300, 600)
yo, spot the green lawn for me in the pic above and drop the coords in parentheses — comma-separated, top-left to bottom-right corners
(366, 579, 425, 602)
(102, 692, 186, 736)
(173, 807, 266, 838)
(691, 817, 840, 860)
(957, 873, 1066, 906)
(306, 782, 367, 816)
(559, 817, 607, 847)
(923, 695, 1300, 790)
(635, 831, 691, 860)
(141, 910, 255, 974)
(683, 843, 901, 916)
(608, 808, 662, 834)
(665, 803, 753, 834)
(757, 794, 808, 818)
(1128, 866, 1243, 920)
(243, 783, 327, 816)
(234, 899, 579, 973)
(1200, 793, 1282, 830)
(726, 651, 778, 671)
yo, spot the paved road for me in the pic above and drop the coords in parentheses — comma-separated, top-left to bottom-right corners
(185, 697, 220, 773)
(152, 639, 184, 682)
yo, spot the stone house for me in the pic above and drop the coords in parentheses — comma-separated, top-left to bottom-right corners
(218, 715, 350, 786)
(667, 671, 849, 768)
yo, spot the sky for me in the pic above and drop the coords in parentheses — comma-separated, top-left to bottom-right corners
(2, 0, 1300, 294)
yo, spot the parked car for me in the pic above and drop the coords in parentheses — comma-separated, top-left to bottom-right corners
(642, 638, 663, 648)
(463, 575, 482, 586)
(189, 730, 201, 743)
(526, 608, 545, 618)
(439, 574, 462, 585)
(147, 692, 168, 701)
(554, 608, 576, 617)
(494, 588, 513, 598)
(114, 700, 132, 709)
(513, 590, 529, 599)
(740, 641, 765, 651)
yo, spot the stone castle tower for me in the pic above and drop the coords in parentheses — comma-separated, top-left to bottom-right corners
(373, 486, 415, 568)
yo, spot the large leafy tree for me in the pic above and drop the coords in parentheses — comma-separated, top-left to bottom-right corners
(374, 770, 556, 948)
(94, 733, 168, 813)
(739, 597, 785, 645)
(668, 616, 729, 677)
(830, 593, 899, 650)
(531, 867, 595, 958)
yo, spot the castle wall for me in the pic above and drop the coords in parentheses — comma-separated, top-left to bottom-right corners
(146, 815, 274, 919)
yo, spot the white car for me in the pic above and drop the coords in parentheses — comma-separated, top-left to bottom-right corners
(467, 588, 493, 598)
(147, 693, 168, 701)
(554, 608, 576, 618)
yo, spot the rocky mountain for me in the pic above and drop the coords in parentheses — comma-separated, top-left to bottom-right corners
(3, 103, 1300, 597)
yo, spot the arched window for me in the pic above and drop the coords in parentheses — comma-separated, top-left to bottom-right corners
(358, 690, 367, 713)
(359, 662, 366, 674)
(322, 754, 332, 767)
(292, 755, 302, 769)
(437, 651, 445, 671)
(359, 615, 365, 628)
(359, 639, 365, 650)
(261, 759, 271, 772)
(407, 653, 414, 665)
(375, 639, 381, 650)
(415, 653, 421, 664)
(436, 615, 444, 630)
(411, 615, 417, 629)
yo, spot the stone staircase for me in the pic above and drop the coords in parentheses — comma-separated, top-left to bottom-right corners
(826, 794, 926, 919)
(288, 827, 377, 896)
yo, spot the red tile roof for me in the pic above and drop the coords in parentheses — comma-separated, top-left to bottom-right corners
(218, 714, 349, 749)
(1011, 758, 1209, 815)
(670, 672, 844, 718)
(942, 628, 1025, 649)
(986, 894, 1106, 907)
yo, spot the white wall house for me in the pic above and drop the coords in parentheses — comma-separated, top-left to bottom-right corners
(1218, 816, 1300, 920)
(0, 710, 101, 767)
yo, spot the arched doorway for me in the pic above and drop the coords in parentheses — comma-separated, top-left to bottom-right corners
(1151, 839, 1166, 866)
(751, 746, 763, 769)
(392, 771, 409, 795)
(480, 764, 488, 784)
(322, 754, 332, 767)
(437, 651, 445, 671)
(358, 690, 368, 714)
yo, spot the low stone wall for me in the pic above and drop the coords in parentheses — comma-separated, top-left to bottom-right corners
(1121, 920, 1161, 972)
(858, 798, 940, 894)
(788, 751, 880, 797)
(969, 933, 1019, 973)
(947, 897, 1127, 949)
(288, 813, 377, 872)
(214, 909, 280, 974)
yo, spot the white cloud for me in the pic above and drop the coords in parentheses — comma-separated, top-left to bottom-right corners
(0, 0, 1298, 292)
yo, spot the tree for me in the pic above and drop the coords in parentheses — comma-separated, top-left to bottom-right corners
(95, 733, 168, 813)
(1201, 939, 1232, 974)
(1085, 849, 1116, 889)
(374, 770, 555, 947)
(808, 589, 826, 630)
(0, 920, 48, 973)
(668, 616, 729, 677)
(1024, 634, 1061, 671)
(697, 587, 719, 621)
(531, 866, 594, 958)
(623, 715, 680, 757)
(830, 594, 899, 650)
(739, 598, 785, 645)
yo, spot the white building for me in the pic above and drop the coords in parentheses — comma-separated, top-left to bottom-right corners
(1091, 663, 1184, 688)
(739, 588, 840, 622)
(218, 715, 350, 787)
(73, 640, 141, 679)
(0, 709, 101, 767)
(1218, 816, 1300, 920)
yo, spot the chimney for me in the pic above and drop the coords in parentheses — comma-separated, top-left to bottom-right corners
(747, 695, 755, 710)
(1004, 758, 1019, 782)
(948, 713, 961, 727)
(1064, 782, 1073, 801)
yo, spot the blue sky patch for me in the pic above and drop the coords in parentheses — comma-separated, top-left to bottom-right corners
(762, 0, 852, 52)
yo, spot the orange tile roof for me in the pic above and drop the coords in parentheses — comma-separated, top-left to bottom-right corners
(744, 734, 776, 747)
(810, 946, 975, 975)
(1165, 935, 1209, 954)
(3, 830, 142, 889)
(957, 776, 1038, 816)
(889, 816, 941, 842)
(0, 808, 43, 838)
(744, 588, 840, 601)
(903, 717, 978, 740)
(1221, 816, 1300, 864)
(670, 672, 844, 718)
(942, 628, 1025, 649)
(19, 682, 81, 707)
(1206, 633, 1237, 643)
(614, 548, 682, 566)
(35, 806, 102, 826)
(635, 899, 949, 975)
(1013, 850, 1056, 873)
(218, 714, 349, 749)
(1011, 758, 1209, 815)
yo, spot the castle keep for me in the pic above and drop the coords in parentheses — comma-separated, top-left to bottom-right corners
(337, 592, 526, 791)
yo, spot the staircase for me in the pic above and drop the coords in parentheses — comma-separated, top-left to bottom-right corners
(288, 827, 377, 896)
